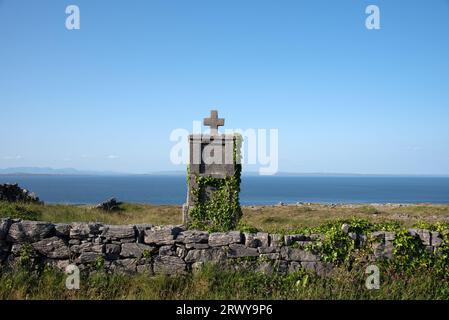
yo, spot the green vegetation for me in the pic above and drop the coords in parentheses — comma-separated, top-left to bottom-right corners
(188, 135, 243, 231)
(1, 201, 449, 232)
(2, 200, 449, 300)
(0, 264, 448, 300)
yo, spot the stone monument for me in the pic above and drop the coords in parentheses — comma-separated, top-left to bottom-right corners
(182, 110, 242, 231)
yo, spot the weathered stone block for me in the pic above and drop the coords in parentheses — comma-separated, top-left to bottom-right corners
(159, 245, 176, 256)
(110, 259, 137, 273)
(135, 224, 153, 243)
(244, 232, 269, 248)
(227, 244, 258, 257)
(185, 243, 210, 249)
(71, 243, 104, 255)
(153, 255, 186, 274)
(258, 246, 278, 254)
(70, 223, 102, 239)
(144, 225, 183, 245)
(7, 221, 54, 243)
(284, 234, 309, 246)
(177, 230, 209, 244)
(121, 243, 155, 258)
(184, 247, 227, 263)
(54, 224, 71, 237)
(32, 236, 70, 259)
(102, 225, 136, 242)
(260, 253, 280, 260)
(76, 252, 103, 264)
(209, 231, 242, 246)
(105, 243, 121, 260)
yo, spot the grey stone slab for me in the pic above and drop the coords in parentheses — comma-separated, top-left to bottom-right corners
(144, 225, 183, 245)
(227, 244, 259, 257)
(7, 221, 54, 243)
(209, 231, 242, 246)
(153, 255, 186, 275)
(32, 236, 70, 259)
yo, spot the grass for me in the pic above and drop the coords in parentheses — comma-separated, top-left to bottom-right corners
(0, 264, 447, 300)
(1, 201, 449, 300)
(1, 201, 449, 232)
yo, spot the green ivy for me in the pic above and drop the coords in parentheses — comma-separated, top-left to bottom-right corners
(188, 135, 242, 232)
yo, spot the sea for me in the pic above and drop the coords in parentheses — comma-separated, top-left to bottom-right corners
(1, 174, 449, 205)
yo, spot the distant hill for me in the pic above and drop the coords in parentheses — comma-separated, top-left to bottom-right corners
(0, 167, 124, 176)
(0, 167, 447, 177)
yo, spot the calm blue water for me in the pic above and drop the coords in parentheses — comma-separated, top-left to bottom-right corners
(0, 175, 448, 205)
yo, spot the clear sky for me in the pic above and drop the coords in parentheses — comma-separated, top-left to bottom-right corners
(1, 0, 449, 174)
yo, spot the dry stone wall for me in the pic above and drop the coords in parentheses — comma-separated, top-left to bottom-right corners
(0, 218, 444, 276)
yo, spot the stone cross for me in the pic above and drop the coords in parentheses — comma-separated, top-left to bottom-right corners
(203, 110, 224, 135)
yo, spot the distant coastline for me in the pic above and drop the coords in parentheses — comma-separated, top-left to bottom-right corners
(1, 167, 449, 178)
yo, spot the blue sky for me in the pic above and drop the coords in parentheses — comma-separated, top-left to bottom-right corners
(1, 0, 448, 174)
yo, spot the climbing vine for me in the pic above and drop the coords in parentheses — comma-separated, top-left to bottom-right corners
(188, 135, 242, 232)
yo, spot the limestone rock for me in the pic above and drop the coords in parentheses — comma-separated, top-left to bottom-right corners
(159, 245, 176, 256)
(258, 246, 278, 254)
(228, 244, 258, 257)
(176, 230, 209, 244)
(153, 255, 186, 274)
(71, 243, 104, 255)
(121, 243, 155, 258)
(32, 236, 70, 259)
(76, 252, 103, 264)
(144, 225, 183, 245)
(110, 258, 136, 273)
(105, 243, 121, 260)
(70, 223, 102, 239)
(284, 234, 310, 246)
(101, 225, 136, 242)
(135, 224, 154, 243)
(54, 224, 71, 237)
(208, 231, 242, 246)
(244, 232, 269, 248)
(7, 221, 54, 243)
(185, 243, 209, 249)
(260, 253, 280, 260)
(184, 247, 227, 263)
